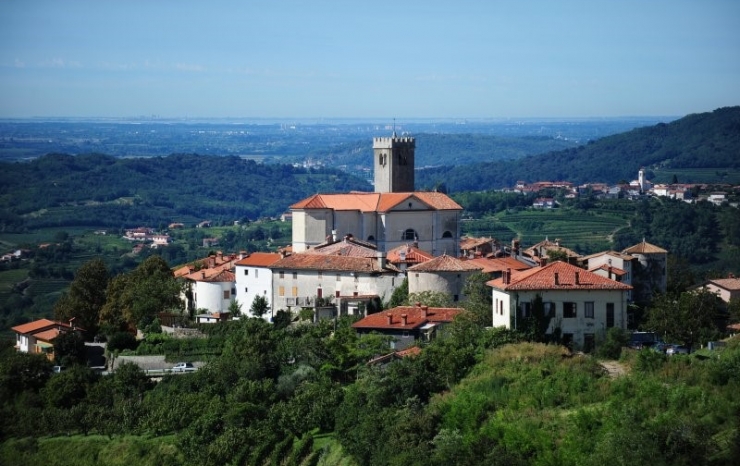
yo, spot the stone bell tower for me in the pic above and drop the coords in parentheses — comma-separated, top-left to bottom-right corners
(373, 132, 415, 193)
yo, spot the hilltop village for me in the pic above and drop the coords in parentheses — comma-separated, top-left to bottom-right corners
(15, 132, 724, 359)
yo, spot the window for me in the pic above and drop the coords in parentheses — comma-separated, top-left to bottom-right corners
(442, 230, 453, 238)
(585, 302, 594, 319)
(367, 235, 375, 241)
(279, 286, 285, 297)
(279, 271, 284, 279)
(500, 301, 504, 315)
(223, 290, 230, 300)
(292, 272, 297, 279)
(606, 303, 615, 328)
(291, 286, 298, 297)
(453, 294, 459, 302)
(563, 302, 577, 318)
(317, 271, 323, 279)
(244, 287, 248, 293)
(244, 269, 248, 276)
(255, 269, 258, 278)
(402, 228, 417, 241)
(543, 302, 556, 318)
(520, 302, 532, 318)
(336, 274, 341, 281)
(336, 290, 340, 298)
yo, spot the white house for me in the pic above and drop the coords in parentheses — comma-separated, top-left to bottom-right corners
(234, 252, 283, 320)
(11, 319, 83, 360)
(269, 251, 401, 319)
(188, 269, 236, 315)
(487, 261, 632, 351)
(581, 250, 636, 301)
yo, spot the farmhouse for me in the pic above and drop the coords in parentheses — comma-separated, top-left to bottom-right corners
(487, 261, 632, 351)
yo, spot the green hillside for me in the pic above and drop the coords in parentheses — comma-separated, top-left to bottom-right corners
(418, 106, 740, 191)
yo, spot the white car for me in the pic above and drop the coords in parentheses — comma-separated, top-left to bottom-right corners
(172, 362, 196, 372)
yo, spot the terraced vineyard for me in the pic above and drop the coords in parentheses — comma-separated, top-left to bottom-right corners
(462, 208, 629, 255)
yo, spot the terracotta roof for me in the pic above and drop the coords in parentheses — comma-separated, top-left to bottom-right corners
(307, 238, 378, 258)
(463, 257, 532, 274)
(195, 270, 235, 283)
(31, 328, 65, 342)
(386, 244, 434, 265)
(486, 261, 633, 291)
(235, 252, 283, 267)
(269, 253, 399, 273)
(290, 192, 462, 213)
(622, 240, 667, 254)
(11, 319, 78, 335)
(707, 278, 740, 291)
(408, 254, 482, 272)
(460, 236, 496, 251)
(524, 239, 581, 259)
(352, 305, 463, 330)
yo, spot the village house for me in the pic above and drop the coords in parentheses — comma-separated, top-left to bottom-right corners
(621, 239, 668, 301)
(580, 250, 637, 301)
(234, 252, 284, 320)
(523, 238, 581, 265)
(11, 319, 84, 361)
(176, 252, 241, 316)
(352, 303, 463, 350)
(385, 243, 434, 272)
(487, 261, 632, 351)
(459, 236, 497, 258)
(695, 275, 740, 304)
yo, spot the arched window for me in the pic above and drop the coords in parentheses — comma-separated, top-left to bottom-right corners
(442, 230, 453, 238)
(367, 235, 375, 242)
(402, 228, 417, 241)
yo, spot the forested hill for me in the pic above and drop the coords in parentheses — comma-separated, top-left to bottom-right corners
(0, 153, 371, 231)
(417, 106, 740, 191)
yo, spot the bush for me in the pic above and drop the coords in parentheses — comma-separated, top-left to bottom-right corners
(595, 328, 629, 360)
(107, 332, 138, 353)
(634, 348, 666, 373)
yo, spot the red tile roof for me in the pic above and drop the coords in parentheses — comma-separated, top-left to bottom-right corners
(708, 278, 740, 291)
(307, 238, 378, 258)
(352, 305, 463, 330)
(386, 244, 434, 265)
(460, 236, 496, 251)
(589, 264, 628, 276)
(290, 192, 462, 212)
(235, 252, 283, 267)
(622, 240, 667, 254)
(269, 253, 399, 273)
(196, 270, 235, 283)
(524, 239, 581, 260)
(11, 319, 79, 335)
(463, 257, 532, 274)
(486, 261, 632, 291)
(408, 254, 483, 272)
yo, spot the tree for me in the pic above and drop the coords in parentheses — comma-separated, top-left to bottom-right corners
(249, 295, 269, 318)
(462, 272, 493, 326)
(228, 299, 243, 318)
(53, 257, 109, 338)
(387, 277, 408, 308)
(644, 289, 724, 351)
(53, 331, 87, 366)
(406, 290, 455, 308)
(100, 255, 182, 330)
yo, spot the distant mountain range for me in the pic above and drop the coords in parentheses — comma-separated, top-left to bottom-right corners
(416, 106, 740, 191)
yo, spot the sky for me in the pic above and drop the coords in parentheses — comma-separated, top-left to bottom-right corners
(0, 0, 738, 119)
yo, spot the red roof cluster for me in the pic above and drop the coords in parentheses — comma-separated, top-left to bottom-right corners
(487, 261, 633, 291)
(352, 304, 463, 330)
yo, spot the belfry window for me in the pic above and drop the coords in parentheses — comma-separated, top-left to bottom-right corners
(402, 229, 418, 241)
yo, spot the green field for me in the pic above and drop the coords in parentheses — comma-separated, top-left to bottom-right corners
(462, 208, 629, 255)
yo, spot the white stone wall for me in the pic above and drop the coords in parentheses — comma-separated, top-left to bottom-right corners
(234, 264, 274, 320)
(193, 280, 233, 313)
(409, 270, 476, 302)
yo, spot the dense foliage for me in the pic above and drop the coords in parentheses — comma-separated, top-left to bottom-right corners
(0, 153, 370, 231)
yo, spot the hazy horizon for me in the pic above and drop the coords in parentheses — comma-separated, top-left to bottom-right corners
(2, 1, 738, 119)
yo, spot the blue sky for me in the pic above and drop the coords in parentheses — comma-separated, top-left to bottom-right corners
(1, 0, 738, 119)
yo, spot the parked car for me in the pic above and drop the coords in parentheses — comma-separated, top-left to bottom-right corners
(172, 362, 196, 372)
(52, 365, 65, 373)
(666, 345, 690, 356)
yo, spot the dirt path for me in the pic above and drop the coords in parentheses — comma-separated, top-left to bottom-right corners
(600, 360, 628, 378)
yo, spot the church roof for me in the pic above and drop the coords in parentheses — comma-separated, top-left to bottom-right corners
(290, 192, 462, 212)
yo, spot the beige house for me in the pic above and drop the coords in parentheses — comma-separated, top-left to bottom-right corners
(698, 276, 740, 303)
(487, 261, 632, 351)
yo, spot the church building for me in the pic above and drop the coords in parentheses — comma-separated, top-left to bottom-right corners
(290, 133, 463, 256)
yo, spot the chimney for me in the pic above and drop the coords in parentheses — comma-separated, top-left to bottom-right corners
(541, 257, 547, 267)
(217, 251, 223, 259)
(575, 272, 580, 285)
(401, 314, 408, 326)
(608, 266, 613, 280)
(504, 268, 511, 285)
(386, 313, 393, 325)
(421, 306, 428, 319)
(201, 271, 206, 279)
(554, 272, 559, 285)
(239, 250, 247, 260)
(376, 251, 387, 270)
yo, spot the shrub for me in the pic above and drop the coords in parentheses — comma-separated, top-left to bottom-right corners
(107, 332, 138, 353)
